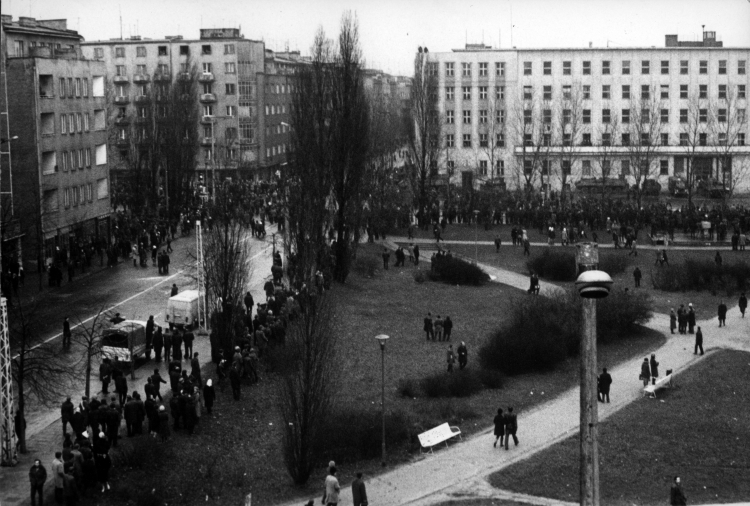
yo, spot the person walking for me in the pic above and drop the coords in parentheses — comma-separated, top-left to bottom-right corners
(446, 344, 455, 373)
(145, 316, 154, 360)
(670, 476, 687, 506)
(598, 368, 612, 403)
(243, 291, 254, 314)
(153, 326, 164, 362)
(457, 341, 468, 369)
(62, 317, 72, 349)
(203, 379, 215, 414)
(414, 244, 420, 266)
(351, 471, 368, 506)
(695, 326, 704, 355)
(423, 312, 434, 341)
(523, 237, 531, 257)
(93, 434, 111, 492)
(61, 397, 74, 437)
(687, 303, 696, 333)
(718, 301, 728, 327)
(504, 406, 518, 450)
(633, 267, 642, 288)
(669, 308, 677, 334)
(99, 359, 112, 395)
(322, 466, 341, 506)
(158, 406, 170, 442)
(29, 459, 47, 506)
(51, 451, 65, 504)
(739, 293, 748, 318)
(150, 369, 166, 402)
(640, 358, 650, 388)
(492, 408, 504, 448)
(114, 371, 128, 407)
(649, 354, 659, 385)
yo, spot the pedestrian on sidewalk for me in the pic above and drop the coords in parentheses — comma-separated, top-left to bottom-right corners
(598, 368, 612, 403)
(670, 476, 687, 506)
(183, 328, 194, 359)
(322, 466, 341, 506)
(633, 267, 642, 288)
(649, 354, 659, 385)
(523, 237, 531, 257)
(688, 304, 696, 333)
(203, 379, 216, 414)
(504, 406, 518, 449)
(62, 317, 72, 349)
(640, 358, 650, 387)
(171, 283, 178, 296)
(61, 396, 74, 436)
(99, 358, 112, 395)
(351, 471, 367, 506)
(669, 308, 677, 334)
(446, 344, 455, 373)
(493, 408, 504, 448)
(146, 316, 155, 360)
(494, 236, 501, 253)
(151, 369, 166, 402)
(153, 326, 164, 362)
(114, 371, 128, 407)
(718, 300, 728, 327)
(695, 326, 704, 355)
(29, 458, 47, 506)
(739, 293, 748, 318)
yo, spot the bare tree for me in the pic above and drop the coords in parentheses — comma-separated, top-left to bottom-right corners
(479, 86, 506, 183)
(510, 88, 550, 196)
(709, 86, 750, 202)
(624, 86, 663, 207)
(278, 293, 338, 485)
(677, 93, 706, 208)
(554, 84, 584, 207)
(71, 304, 110, 399)
(591, 112, 621, 209)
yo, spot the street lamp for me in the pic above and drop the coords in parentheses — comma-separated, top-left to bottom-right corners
(473, 209, 480, 263)
(374, 334, 390, 467)
(574, 243, 613, 506)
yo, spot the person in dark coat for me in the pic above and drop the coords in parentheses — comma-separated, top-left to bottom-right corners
(598, 367, 612, 402)
(633, 267, 642, 288)
(123, 396, 138, 437)
(740, 293, 748, 318)
(670, 476, 687, 506)
(182, 329, 194, 359)
(457, 341, 468, 369)
(191, 352, 202, 387)
(99, 359, 112, 395)
(183, 391, 196, 435)
(640, 358, 650, 387)
(113, 371, 128, 407)
(71, 407, 85, 438)
(29, 459, 47, 506)
(492, 408, 504, 448)
(669, 308, 677, 334)
(203, 379, 216, 414)
(172, 330, 183, 362)
(158, 406, 170, 442)
(244, 291, 254, 314)
(687, 304, 696, 333)
(230, 364, 241, 401)
(151, 369, 166, 402)
(423, 312, 434, 340)
(695, 326, 704, 355)
(171, 283, 178, 296)
(649, 354, 659, 385)
(718, 301, 728, 327)
(132, 393, 146, 434)
(413, 244, 420, 266)
(61, 396, 74, 437)
(382, 248, 390, 270)
(62, 461, 79, 505)
(153, 326, 164, 362)
(145, 396, 159, 436)
(62, 317, 72, 349)
(443, 316, 453, 341)
(93, 433, 111, 492)
(145, 316, 155, 359)
(504, 407, 518, 449)
(106, 403, 121, 447)
(351, 472, 368, 506)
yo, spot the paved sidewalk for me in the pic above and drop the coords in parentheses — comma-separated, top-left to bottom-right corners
(277, 251, 750, 506)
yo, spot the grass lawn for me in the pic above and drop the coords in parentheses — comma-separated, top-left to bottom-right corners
(92, 243, 665, 506)
(488, 349, 750, 505)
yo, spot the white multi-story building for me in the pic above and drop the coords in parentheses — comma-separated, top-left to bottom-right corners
(424, 31, 750, 194)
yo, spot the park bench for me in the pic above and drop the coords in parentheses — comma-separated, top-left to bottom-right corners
(643, 370, 674, 399)
(418, 422, 462, 454)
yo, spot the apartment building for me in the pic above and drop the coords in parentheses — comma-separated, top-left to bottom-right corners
(423, 32, 750, 192)
(82, 29, 265, 183)
(2, 16, 110, 272)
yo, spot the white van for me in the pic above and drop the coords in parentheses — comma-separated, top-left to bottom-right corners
(166, 289, 200, 329)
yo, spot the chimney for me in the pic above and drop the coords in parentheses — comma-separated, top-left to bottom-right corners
(18, 17, 37, 27)
(665, 34, 678, 47)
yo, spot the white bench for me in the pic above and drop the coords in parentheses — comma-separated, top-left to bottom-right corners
(644, 373, 673, 398)
(418, 422, 462, 454)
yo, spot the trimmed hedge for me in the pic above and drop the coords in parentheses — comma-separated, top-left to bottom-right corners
(420, 369, 484, 398)
(527, 249, 630, 282)
(652, 260, 750, 295)
(431, 254, 490, 286)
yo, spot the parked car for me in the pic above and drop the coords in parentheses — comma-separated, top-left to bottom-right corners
(639, 179, 662, 196)
(668, 177, 688, 197)
(575, 178, 628, 195)
(698, 178, 727, 198)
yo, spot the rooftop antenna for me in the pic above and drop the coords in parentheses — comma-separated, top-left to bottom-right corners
(119, 4, 122, 40)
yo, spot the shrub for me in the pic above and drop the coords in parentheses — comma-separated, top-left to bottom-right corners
(420, 369, 484, 398)
(431, 254, 490, 285)
(397, 378, 419, 397)
(526, 249, 577, 281)
(413, 270, 427, 283)
(478, 368, 504, 389)
(353, 254, 380, 278)
(596, 288, 653, 342)
(652, 260, 750, 294)
(599, 254, 630, 276)
(414, 398, 480, 432)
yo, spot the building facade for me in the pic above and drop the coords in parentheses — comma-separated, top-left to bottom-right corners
(423, 32, 750, 193)
(2, 16, 110, 273)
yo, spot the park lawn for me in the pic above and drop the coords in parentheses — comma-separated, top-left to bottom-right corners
(92, 243, 665, 506)
(488, 349, 750, 505)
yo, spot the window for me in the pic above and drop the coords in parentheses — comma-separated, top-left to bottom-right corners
(541, 160, 550, 175)
(64, 188, 70, 208)
(562, 160, 571, 175)
(582, 160, 592, 176)
(602, 60, 610, 75)
(68, 114, 74, 132)
(445, 62, 454, 77)
(203, 105, 214, 116)
(680, 85, 688, 99)
(639, 160, 649, 176)
(446, 110, 454, 124)
(479, 134, 488, 147)
(699, 109, 708, 122)
(495, 62, 505, 77)
(699, 60, 707, 74)
(583, 85, 591, 100)
(661, 109, 669, 123)
(622, 85, 630, 99)
(158, 45, 168, 56)
(583, 109, 591, 123)
(602, 109, 611, 123)
(202, 45, 212, 55)
(524, 160, 533, 174)
(740, 133, 746, 146)
(543, 133, 551, 146)
(495, 86, 505, 101)
(136, 46, 146, 57)
(661, 60, 669, 74)
(642, 60, 650, 74)
(582, 133, 591, 146)
(60, 114, 67, 134)
(479, 160, 488, 175)
(76, 113, 82, 133)
(463, 110, 471, 124)
(61, 151, 68, 171)
(523, 61, 532, 75)
(479, 62, 488, 77)
(718, 108, 727, 122)
(602, 85, 610, 100)
(660, 159, 669, 175)
(462, 86, 471, 100)
(699, 85, 707, 99)
(97, 178, 108, 199)
(719, 84, 727, 99)
(740, 109, 747, 123)
(462, 62, 471, 77)
(136, 64, 146, 75)
(82, 78, 89, 97)
(202, 62, 213, 73)
(84, 113, 90, 131)
(180, 45, 189, 56)
(224, 44, 235, 55)
(496, 133, 505, 147)
(543, 61, 551, 75)
(582, 61, 591, 75)
(718, 132, 727, 145)
(563, 85, 572, 99)
(524, 110, 532, 125)
(497, 160, 505, 176)
(94, 47, 104, 59)
(641, 85, 650, 100)
(447, 160, 455, 173)
(622, 60, 630, 75)
(563, 109, 571, 124)
(463, 134, 471, 147)
(115, 47, 125, 58)
(543, 109, 552, 124)
(116, 65, 126, 76)
(740, 85, 747, 99)
(180, 63, 189, 73)
(95, 144, 107, 165)
(222, 63, 236, 75)
(479, 86, 487, 99)
(94, 109, 105, 130)
(739, 60, 747, 75)
(543, 85, 552, 100)
(718, 60, 727, 74)
(78, 149, 84, 169)
(699, 133, 707, 146)
(479, 110, 488, 124)
(622, 108, 630, 123)
(680, 60, 688, 74)
(226, 83, 236, 95)
(446, 86, 454, 100)
(661, 85, 669, 99)
(446, 134, 454, 148)
(523, 86, 532, 100)
(680, 109, 688, 123)
(641, 109, 650, 124)
(86, 148, 91, 168)
(602, 133, 611, 146)
(621, 133, 630, 145)
(59, 77, 66, 97)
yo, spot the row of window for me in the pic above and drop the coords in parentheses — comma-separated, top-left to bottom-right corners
(41, 145, 107, 175)
(101, 43, 237, 60)
(265, 83, 294, 95)
(13, 39, 72, 57)
(59, 148, 93, 171)
(40, 77, 91, 98)
(265, 123, 291, 136)
(265, 104, 288, 115)
(266, 144, 288, 159)
(449, 84, 748, 102)
(114, 62, 245, 76)
(40, 111, 102, 136)
(436, 59, 747, 77)
(61, 184, 95, 208)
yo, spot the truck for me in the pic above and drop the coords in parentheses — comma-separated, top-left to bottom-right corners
(166, 289, 200, 330)
(101, 320, 148, 363)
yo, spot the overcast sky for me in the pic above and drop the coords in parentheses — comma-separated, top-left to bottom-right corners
(7, 0, 750, 75)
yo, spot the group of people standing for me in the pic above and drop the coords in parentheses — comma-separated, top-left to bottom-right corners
(422, 312, 453, 341)
(669, 303, 698, 335)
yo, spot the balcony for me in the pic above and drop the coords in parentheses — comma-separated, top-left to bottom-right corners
(198, 72, 215, 83)
(115, 116, 130, 126)
(114, 95, 130, 105)
(116, 137, 130, 148)
(113, 75, 129, 84)
(153, 73, 171, 82)
(201, 115, 215, 124)
(200, 93, 217, 103)
(133, 74, 150, 83)
(201, 137, 214, 146)
(134, 95, 150, 103)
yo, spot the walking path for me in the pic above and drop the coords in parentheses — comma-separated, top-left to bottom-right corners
(278, 246, 750, 506)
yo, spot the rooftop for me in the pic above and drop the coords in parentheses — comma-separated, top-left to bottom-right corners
(1, 15, 83, 41)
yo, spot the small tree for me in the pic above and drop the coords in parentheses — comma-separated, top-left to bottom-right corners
(511, 88, 550, 196)
(625, 87, 663, 207)
(709, 86, 750, 202)
(71, 304, 110, 398)
(592, 113, 621, 210)
(554, 83, 584, 207)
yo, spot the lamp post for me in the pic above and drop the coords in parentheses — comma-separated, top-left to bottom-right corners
(473, 209, 480, 262)
(374, 334, 389, 467)
(574, 243, 613, 506)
